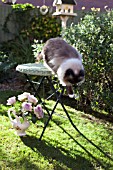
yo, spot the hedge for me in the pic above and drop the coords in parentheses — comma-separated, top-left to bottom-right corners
(63, 8, 113, 114)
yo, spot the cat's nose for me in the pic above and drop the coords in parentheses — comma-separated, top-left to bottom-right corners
(79, 69, 85, 77)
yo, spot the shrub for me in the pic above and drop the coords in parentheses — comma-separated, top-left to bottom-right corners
(28, 14, 61, 42)
(3, 3, 61, 42)
(0, 51, 16, 82)
(2, 3, 61, 64)
(63, 8, 113, 114)
(0, 36, 34, 64)
(32, 39, 44, 59)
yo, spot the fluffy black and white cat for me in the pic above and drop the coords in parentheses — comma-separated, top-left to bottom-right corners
(37, 37, 85, 98)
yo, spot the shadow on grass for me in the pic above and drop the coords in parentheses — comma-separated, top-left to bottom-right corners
(50, 94, 113, 123)
(53, 121, 113, 169)
(20, 135, 95, 170)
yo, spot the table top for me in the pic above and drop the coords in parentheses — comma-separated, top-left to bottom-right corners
(16, 63, 52, 76)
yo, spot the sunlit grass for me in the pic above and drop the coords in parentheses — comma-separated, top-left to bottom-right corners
(0, 90, 113, 170)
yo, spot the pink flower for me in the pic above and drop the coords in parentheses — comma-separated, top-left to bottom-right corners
(7, 96, 16, 105)
(18, 92, 30, 101)
(22, 102, 32, 112)
(34, 105, 44, 119)
(28, 95, 38, 105)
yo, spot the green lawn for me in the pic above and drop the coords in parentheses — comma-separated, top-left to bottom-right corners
(0, 90, 113, 170)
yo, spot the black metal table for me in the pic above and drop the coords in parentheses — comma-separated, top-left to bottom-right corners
(16, 63, 112, 166)
(16, 63, 77, 141)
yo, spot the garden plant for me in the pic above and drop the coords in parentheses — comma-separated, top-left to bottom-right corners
(63, 7, 113, 115)
(0, 5, 113, 170)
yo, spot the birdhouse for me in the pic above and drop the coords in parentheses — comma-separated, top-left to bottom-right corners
(53, 0, 77, 15)
(53, 0, 77, 28)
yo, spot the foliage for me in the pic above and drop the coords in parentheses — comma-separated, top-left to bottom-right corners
(0, 35, 34, 64)
(0, 35, 34, 83)
(0, 50, 16, 82)
(3, 3, 61, 42)
(0, 51, 8, 62)
(32, 39, 44, 58)
(63, 8, 113, 114)
(28, 14, 61, 42)
(12, 3, 35, 10)
(0, 35, 33, 82)
(0, 62, 16, 83)
(1, 3, 61, 65)
(3, 3, 35, 35)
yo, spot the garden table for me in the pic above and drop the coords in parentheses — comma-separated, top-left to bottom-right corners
(16, 63, 80, 141)
(16, 63, 111, 164)
(16, 63, 71, 140)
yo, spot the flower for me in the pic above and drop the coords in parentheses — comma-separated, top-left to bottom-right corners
(91, 7, 100, 12)
(34, 105, 44, 119)
(6, 92, 44, 124)
(82, 7, 85, 10)
(104, 6, 108, 9)
(7, 96, 16, 105)
(18, 92, 30, 101)
(22, 102, 32, 112)
(28, 95, 38, 105)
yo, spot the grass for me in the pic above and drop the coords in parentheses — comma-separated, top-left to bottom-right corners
(0, 90, 113, 170)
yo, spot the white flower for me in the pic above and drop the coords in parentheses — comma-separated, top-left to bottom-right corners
(28, 95, 38, 105)
(18, 92, 30, 101)
(22, 102, 32, 112)
(82, 7, 85, 10)
(34, 105, 44, 119)
(7, 96, 16, 105)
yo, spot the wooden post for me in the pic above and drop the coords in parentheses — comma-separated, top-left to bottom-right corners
(60, 16, 69, 28)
